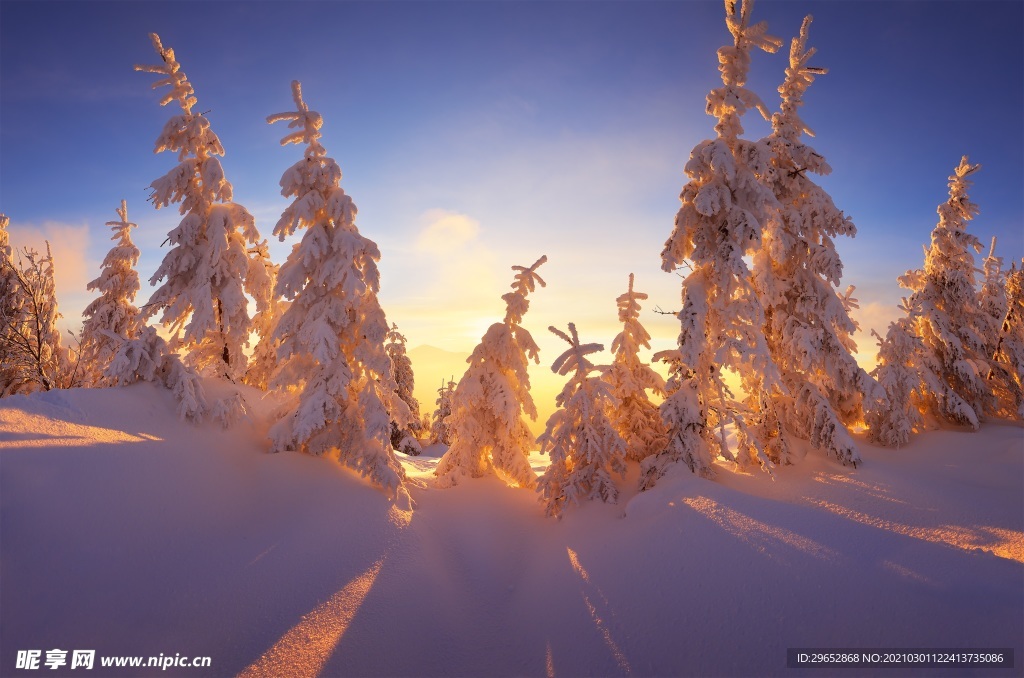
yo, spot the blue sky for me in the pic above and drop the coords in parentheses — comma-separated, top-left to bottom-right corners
(2, 0, 1021, 386)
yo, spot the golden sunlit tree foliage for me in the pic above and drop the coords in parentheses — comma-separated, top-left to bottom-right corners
(991, 261, 1024, 418)
(977, 238, 1008, 358)
(654, 0, 785, 485)
(135, 33, 272, 384)
(869, 158, 992, 445)
(538, 323, 626, 518)
(242, 240, 282, 391)
(601, 274, 667, 464)
(753, 15, 884, 466)
(79, 200, 144, 387)
(435, 256, 547, 489)
(0, 214, 29, 396)
(977, 241, 1023, 419)
(265, 81, 410, 499)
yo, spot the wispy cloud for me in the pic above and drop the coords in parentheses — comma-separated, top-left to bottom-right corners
(378, 209, 503, 352)
(416, 209, 481, 253)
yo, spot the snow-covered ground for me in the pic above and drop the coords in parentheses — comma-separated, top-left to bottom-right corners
(1, 382, 1021, 677)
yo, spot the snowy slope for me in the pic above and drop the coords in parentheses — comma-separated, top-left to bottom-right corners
(1, 383, 1021, 677)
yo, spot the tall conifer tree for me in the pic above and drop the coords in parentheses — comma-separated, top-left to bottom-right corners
(266, 81, 409, 496)
(657, 0, 784, 481)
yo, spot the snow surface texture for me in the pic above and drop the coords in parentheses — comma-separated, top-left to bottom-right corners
(1, 383, 1021, 677)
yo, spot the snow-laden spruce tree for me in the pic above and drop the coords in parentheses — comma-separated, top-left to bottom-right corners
(657, 0, 784, 479)
(434, 256, 547, 489)
(105, 325, 208, 422)
(0, 214, 28, 396)
(386, 323, 423, 456)
(538, 323, 626, 518)
(601, 274, 667, 463)
(135, 33, 270, 382)
(891, 157, 992, 428)
(753, 16, 882, 466)
(639, 349, 715, 488)
(266, 80, 409, 497)
(978, 237, 1007, 357)
(866, 316, 937, 447)
(429, 378, 456, 446)
(79, 200, 143, 386)
(992, 261, 1024, 418)
(977, 239, 1021, 418)
(868, 160, 996, 445)
(242, 240, 282, 391)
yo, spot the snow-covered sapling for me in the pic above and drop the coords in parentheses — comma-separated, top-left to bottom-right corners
(429, 378, 456, 446)
(386, 323, 423, 456)
(435, 256, 547, 489)
(538, 323, 626, 518)
(80, 200, 143, 386)
(105, 325, 209, 422)
(639, 349, 715, 489)
(602, 274, 667, 463)
(868, 308, 976, 447)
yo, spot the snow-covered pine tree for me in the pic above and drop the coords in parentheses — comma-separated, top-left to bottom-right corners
(243, 240, 282, 391)
(602, 274, 667, 463)
(639, 349, 715, 489)
(753, 15, 882, 466)
(0, 214, 29, 396)
(79, 200, 143, 386)
(135, 33, 270, 382)
(266, 80, 408, 497)
(991, 261, 1024, 418)
(429, 378, 456, 446)
(868, 303, 984, 448)
(978, 237, 1007, 357)
(386, 323, 423, 456)
(105, 325, 208, 422)
(866, 316, 932, 447)
(434, 256, 547, 489)
(537, 323, 626, 518)
(893, 157, 992, 427)
(657, 0, 784, 477)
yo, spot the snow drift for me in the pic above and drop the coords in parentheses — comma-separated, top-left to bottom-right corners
(1, 382, 1021, 677)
